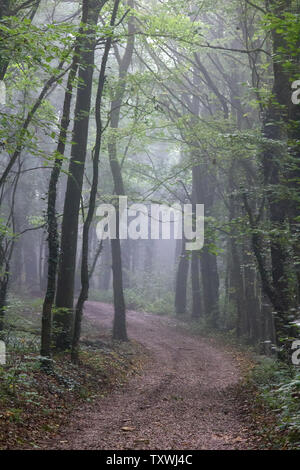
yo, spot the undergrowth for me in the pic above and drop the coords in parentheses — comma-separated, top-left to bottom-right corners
(90, 287, 174, 316)
(247, 357, 300, 449)
(0, 295, 145, 449)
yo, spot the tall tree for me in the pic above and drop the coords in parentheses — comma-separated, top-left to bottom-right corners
(54, 0, 107, 351)
(40, 39, 80, 365)
(107, 0, 135, 341)
(71, 0, 121, 362)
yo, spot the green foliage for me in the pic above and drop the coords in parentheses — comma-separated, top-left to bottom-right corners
(264, 11, 300, 73)
(90, 287, 174, 316)
(125, 288, 174, 316)
(0, 16, 76, 72)
(1, 295, 42, 335)
(250, 358, 300, 448)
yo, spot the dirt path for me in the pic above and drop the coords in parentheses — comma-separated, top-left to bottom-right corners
(45, 302, 256, 450)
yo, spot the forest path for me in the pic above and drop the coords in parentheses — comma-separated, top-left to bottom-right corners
(46, 302, 256, 450)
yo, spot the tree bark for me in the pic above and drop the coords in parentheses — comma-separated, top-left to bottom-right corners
(108, 0, 135, 341)
(40, 39, 79, 364)
(191, 251, 202, 319)
(54, 0, 106, 351)
(175, 239, 189, 316)
(71, 0, 121, 362)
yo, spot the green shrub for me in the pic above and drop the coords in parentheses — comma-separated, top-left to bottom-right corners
(89, 287, 174, 316)
(250, 357, 300, 448)
(89, 289, 113, 304)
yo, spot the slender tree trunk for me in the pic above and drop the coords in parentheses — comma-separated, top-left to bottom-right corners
(175, 239, 189, 316)
(71, 0, 121, 362)
(40, 40, 79, 364)
(108, 1, 135, 341)
(100, 240, 111, 290)
(230, 237, 245, 338)
(191, 251, 202, 319)
(0, 260, 9, 331)
(122, 239, 132, 288)
(200, 248, 219, 327)
(195, 166, 219, 326)
(54, 0, 106, 351)
(243, 245, 260, 343)
(191, 166, 202, 319)
(111, 232, 127, 341)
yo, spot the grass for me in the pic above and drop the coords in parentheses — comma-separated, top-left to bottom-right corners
(89, 287, 174, 316)
(0, 295, 145, 450)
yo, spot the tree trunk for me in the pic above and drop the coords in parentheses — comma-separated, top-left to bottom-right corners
(191, 251, 202, 319)
(0, 261, 9, 331)
(175, 239, 189, 316)
(40, 39, 79, 364)
(100, 240, 111, 290)
(54, 0, 105, 351)
(108, 1, 135, 341)
(71, 0, 121, 362)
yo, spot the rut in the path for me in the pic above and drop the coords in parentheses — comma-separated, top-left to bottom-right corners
(42, 302, 256, 450)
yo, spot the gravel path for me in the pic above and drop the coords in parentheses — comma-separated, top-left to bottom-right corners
(44, 302, 256, 450)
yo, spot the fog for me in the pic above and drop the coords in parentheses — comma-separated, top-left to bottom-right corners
(0, 0, 300, 451)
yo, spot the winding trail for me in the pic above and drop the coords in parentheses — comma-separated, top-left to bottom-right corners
(46, 302, 256, 450)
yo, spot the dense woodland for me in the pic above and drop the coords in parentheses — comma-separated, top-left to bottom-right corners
(0, 0, 300, 451)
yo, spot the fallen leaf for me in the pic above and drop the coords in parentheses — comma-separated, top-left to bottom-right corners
(121, 426, 136, 432)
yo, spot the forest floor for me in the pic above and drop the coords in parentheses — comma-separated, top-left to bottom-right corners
(40, 302, 261, 450)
